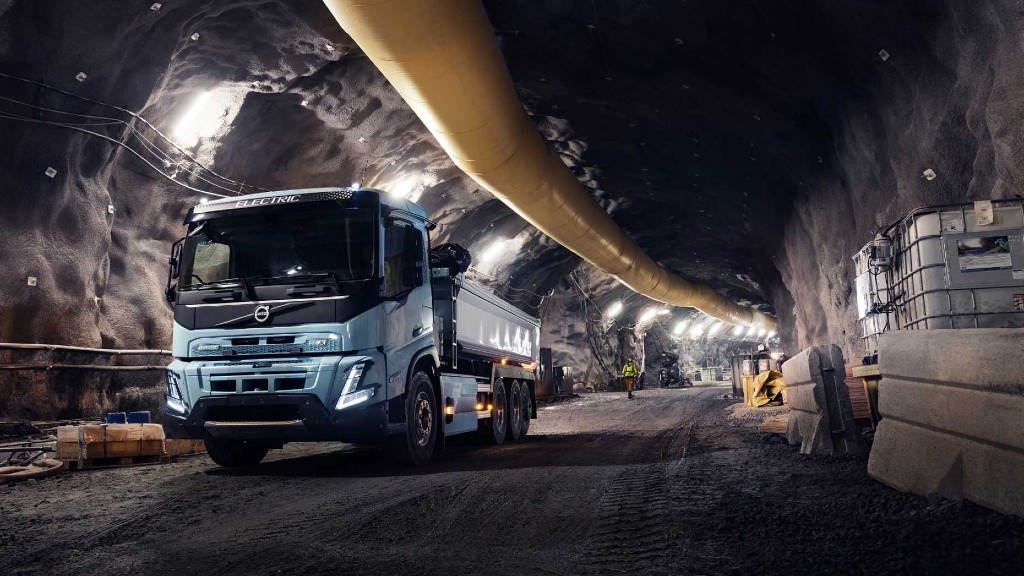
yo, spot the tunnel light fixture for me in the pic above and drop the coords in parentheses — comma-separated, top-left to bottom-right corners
(657, 308, 671, 316)
(638, 307, 659, 324)
(606, 301, 623, 320)
(689, 321, 706, 338)
(478, 239, 509, 265)
(745, 325, 758, 337)
(388, 175, 419, 200)
(673, 320, 690, 335)
(173, 90, 232, 148)
(733, 325, 745, 336)
(768, 331, 777, 338)
(758, 328, 767, 338)
(707, 322, 724, 337)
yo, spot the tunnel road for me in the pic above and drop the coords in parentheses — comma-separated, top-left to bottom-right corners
(3, 385, 1023, 575)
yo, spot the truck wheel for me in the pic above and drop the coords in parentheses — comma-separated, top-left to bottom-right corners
(204, 439, 269, 468)
(508, 380, 523, 441)
(391, 371, 437, 466)
(520, 384, 532, 438)
(478, 378, 508, 444)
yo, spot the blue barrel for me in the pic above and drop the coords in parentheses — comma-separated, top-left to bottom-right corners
(127, 411, 151, 424)
(105, 412, 127, 424)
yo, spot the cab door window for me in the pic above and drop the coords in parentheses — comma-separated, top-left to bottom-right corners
(383, 220, 423, 297)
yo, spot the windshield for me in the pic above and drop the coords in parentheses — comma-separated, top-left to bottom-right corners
(179, 206, 376, 288)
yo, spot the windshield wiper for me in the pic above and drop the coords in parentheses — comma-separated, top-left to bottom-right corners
(180, 277, 249, 292)
(259, 272, 345, 295)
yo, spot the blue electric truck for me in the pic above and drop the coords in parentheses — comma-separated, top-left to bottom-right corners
(162, 188, 540, 467)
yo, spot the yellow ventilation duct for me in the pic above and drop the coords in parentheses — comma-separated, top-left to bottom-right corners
(322, 0, 776, 330)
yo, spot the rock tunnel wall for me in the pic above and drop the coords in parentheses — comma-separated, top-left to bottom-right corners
(771, 0, 1024, 357)
(2, 0, 1022, 417)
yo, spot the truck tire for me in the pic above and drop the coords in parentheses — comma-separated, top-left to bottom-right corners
(508, 380, 524, 441)
(478, 378, 508, 444)
(204, 439, 269, 467)
(519, 384, 532, 438)
(390, 371, 437, 466)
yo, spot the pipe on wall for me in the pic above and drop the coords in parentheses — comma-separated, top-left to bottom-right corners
(322, 0, 776, 330)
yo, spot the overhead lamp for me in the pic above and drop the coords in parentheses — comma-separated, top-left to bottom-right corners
(606, 301, 623, 319)
(173, 90, 226, 147)
(478, 239, 509, 265)
(733, 325, 744, 336)
(638, 307, 658, 324)
(768, 331, 777, 338)
(758, 328, 767, 338)
(657, 309, 671, 316)
(673, 320, 690, 335)
(745, 325, 758, 337)
(708, 322, 724, 336)
(689, 323, 705, 338)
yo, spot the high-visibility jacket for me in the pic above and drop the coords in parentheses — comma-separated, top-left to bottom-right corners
(621, 362, 638, 378)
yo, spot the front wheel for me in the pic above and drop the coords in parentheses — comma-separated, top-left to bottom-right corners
(390, 371, 437, 466)
(204, 439, 270, 468)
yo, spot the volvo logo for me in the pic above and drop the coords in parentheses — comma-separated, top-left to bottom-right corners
(253, 305, 271, 323)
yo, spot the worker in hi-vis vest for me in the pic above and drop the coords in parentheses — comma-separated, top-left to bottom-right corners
(621, 358, 639, 399)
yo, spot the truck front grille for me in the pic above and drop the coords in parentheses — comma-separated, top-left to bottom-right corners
(208, 372, 310, 393)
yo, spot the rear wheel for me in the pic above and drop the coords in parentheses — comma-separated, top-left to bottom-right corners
(204, 439, 270, 468)
(478, 378, 508, 444)
(519, 383, 532, 438)
(508, 380, 524, 441)
(390, 371, 437, 466)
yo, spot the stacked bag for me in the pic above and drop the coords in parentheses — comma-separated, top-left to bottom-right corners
(56, 423, 166, 461)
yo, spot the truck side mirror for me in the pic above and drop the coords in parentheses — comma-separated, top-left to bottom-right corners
(165, 237, 184, 306)
(402, 266, 423, 288)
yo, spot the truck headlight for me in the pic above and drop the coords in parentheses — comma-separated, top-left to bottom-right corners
(165, 370, 188, 414)
(335, 362, 374, 410)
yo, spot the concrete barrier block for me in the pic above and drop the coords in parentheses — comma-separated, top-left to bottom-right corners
(879, 378, 1024, 449)
(871, 328, 1024, 519)
(781, 344, 862, 455)
(869, 418, 1024, 517)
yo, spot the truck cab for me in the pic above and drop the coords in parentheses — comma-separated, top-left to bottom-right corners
(163, 187, 538, 467)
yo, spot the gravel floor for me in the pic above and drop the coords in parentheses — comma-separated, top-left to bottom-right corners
(2, 384, 1023, 575)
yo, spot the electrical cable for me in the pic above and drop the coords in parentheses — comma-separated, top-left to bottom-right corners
(0, 71, 270, 193)
(0, 111, 230, 198)
(0, 92, 249, 195)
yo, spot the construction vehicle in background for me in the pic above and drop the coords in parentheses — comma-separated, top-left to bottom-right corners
(162, 188, 540, 467)
(657, 352, 692, 388)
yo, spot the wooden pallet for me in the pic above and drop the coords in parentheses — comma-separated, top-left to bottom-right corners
(758, 414, 789, 435)
(66, 454, 172, 471)
(844, 363, 873, 422)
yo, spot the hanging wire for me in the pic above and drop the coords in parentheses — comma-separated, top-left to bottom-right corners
(0, 93, 245, 194)
(0, 71, 269, 194)
(0, 91, 250, 196)
(0, 110, 231, 198)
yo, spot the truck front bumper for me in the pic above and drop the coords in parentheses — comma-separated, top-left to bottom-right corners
(164, 393, 387, 444)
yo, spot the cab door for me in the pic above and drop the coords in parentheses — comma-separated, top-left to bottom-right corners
(381, 218, 432, 398)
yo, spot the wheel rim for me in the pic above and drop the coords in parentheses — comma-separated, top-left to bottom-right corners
(493, 383, 506, 431)
(510, 381, 521, 426)
(414, 391, 433, 447)
(521, 392, 531, 433)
